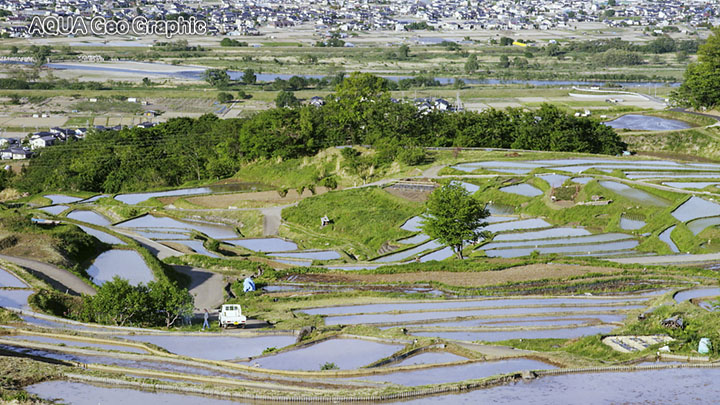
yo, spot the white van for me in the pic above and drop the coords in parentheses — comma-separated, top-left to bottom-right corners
(218, 304, 247, 328)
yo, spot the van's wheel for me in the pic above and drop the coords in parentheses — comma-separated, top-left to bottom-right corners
(241, 324, 246, 329)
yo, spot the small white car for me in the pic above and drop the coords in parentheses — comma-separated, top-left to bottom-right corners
(218, 304, 247, 328)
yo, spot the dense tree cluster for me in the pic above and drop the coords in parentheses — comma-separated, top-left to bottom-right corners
(18, 73, 627, 194)
(672, 27, 720, 109)
(32, 277, 193, 328)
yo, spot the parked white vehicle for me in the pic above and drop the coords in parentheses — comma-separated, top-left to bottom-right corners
(218, 304, 247, 328)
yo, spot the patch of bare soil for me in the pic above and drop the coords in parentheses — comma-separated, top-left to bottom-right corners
(183, 187, 330, 209)
(384, 187, 432, 202)
(296, 264, 625, 287)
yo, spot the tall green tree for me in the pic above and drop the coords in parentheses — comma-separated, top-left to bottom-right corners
(421, 183, 489, 259)
(204, 69, 230, 89)
(672, 27, 720, 108)
(464, 54, 479, 72)
(90, 277, 149, 326)
(275, 90, 299, 108)
(242, 68, 257, 85)
(147, 279, 194, 328)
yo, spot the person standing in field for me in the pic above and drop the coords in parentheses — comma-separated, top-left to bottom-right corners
(202, 308, 210, 330)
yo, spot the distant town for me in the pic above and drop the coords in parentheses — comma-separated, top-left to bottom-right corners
(0, 0, 718, 38)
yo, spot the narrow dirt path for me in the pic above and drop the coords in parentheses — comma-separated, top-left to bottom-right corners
(172, 265, 226, 311)
(261, 206, 283, 236)
(0, 254, 96, 296)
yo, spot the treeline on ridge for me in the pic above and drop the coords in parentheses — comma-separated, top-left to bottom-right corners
(18, 73, 626, 194)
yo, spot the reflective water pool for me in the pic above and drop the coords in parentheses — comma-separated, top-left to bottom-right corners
(673, 287, 720, 303)
(598, 181, 669, 207)
(27, 381, 239, 405)
(45, 194, 83, 204)
(494, 228, 590, 241)
(222, 238, 298, 252)
(484, 219, 551, 233)
(160, 240, 218, 258)
(619, 216, 645, 231)
(251, 338, 402, 371)
(672, 196, 720, 222)
(116, 214, 238, 239)
(389, 351, 466, 367)
(399, 367, 720, 404)
(0, 267, 26, 288)
(663, 182, 720, 190)
(604, 114, 691, 131)
(401, 216, 424, 232)
(4, 334, 147, 354)
(687, 216, 720, 235)
(0, 289, 32, 309)
(374, 240, 442, 263)
(412, 325, 616, 341)
(39, 205, 69, 215)
(365, 358, 555, 386)
(536, 174, 570, 188)
(267, 250, 341, 261)
(120, 334, 296, 361)
(499, 184, 543, 197)
(482, 233, 631, 250)
(78, 226, 126, 245)
(67, 210, 111, 226)
(87, 250, 154, 286)
(398, 234, 430, 245)
(484, 240, 639, 258)
(658, 226, 679, 253)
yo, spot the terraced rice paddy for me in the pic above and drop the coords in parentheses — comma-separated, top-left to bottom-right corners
(400, 367, 720, 404)
(0, 267, 26, 288)
(44, 194, 84, 204)
(222, 238, 298, 252)
(362, 358, 555, 386)
(38, 205, 68, 215)
(499, 184, 543, 197)
(67, 210, 112, 226)
(78, 226, 126, 245)
(603, 114, 691, 131)
(3, 334, 148, 354)
(119, 334, 296, 361)
(115, 214, 238, 240)
(87, 250, 154, 286)
(251, 338, 403, 370)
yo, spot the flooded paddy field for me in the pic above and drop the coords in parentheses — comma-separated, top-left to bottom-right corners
(250, 338, 403, 371)
(363, 358, 556, 386)
(67, 210, 112, 226)
(27, 381, 240, 405)
(398, 367, 720, 404)
(119, 334, 296, 361)
(115, 214, 239, 240)
(87, 250, 154, 286)
(2, 334, 148, 354)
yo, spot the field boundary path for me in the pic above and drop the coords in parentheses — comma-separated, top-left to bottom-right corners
(172, 265, 225, 311)
(0, 254, 96, 296)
